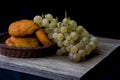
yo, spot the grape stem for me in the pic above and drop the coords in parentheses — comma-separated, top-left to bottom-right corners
(65, 11, 67, 18)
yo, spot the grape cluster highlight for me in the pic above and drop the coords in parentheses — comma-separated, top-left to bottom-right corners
(33, 13, 98, 62)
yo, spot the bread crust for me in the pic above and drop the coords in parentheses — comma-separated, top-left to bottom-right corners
(8, 19, 39, 37)
(5, 36, 39, 48)
(35, 29, 52, 46)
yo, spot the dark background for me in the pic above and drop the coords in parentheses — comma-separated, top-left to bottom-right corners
(0, 0, 120, 80)
(0, 0, 119, 39)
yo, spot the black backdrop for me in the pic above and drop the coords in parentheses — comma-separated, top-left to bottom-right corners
(0, 0, 119, 39)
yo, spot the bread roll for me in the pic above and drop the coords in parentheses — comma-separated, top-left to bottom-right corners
(8, 19, 39, 37)
(5, 36, 39, 48)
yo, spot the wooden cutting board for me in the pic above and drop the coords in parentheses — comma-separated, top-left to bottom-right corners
(0, 37, 120, 80)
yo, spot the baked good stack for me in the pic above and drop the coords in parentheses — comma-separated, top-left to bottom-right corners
(0, 19, 57, 58)
(6, 19, 40, 48)
(6, 19, 52, 47)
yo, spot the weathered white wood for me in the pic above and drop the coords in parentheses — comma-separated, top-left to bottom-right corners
(0, 37, 120, 80)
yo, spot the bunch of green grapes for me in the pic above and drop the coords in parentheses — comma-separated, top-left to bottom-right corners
(33, 13, 98, 63)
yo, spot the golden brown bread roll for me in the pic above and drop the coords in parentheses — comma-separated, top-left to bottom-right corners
(5, 37, 13, 46)
(8, 19, 39, 37)
(35, 29, 52, 46)
(5, 36, 39, 48)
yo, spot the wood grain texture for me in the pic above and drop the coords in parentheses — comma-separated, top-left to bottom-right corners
(0, 37, 120, 80)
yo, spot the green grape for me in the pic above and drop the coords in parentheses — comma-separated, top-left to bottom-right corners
(33, 15, 42, 26)
(76, 25, 84, 34)
(90, 36, 96, 41)
(57, 22, 62, 28)
(48, 33, 53, 39)
(69, 40, 75, 45)
(60, 26, 68, 33)
(52, 33, 58, 39)
(61, 47, 67, 53)
(90, 36, 99, 44)
(80, 37, 89, 45)
(85, 44, 92, 55)
(63, 40, 70, 46)
(74, 35, 81, 43)
(45, 14, 53, 21)
(65, 35, 72, 41)
(81, 29, 90, 38)
(69, 20, 77, 31)
(70, 32, 78, 40)
(72, 53, 81, 62)
(42, 18, 49, 27)
(78, 50, 86, 58)
(70, 45, 79, 54)
(53, 28, 59, 33)
(78, 41, 86, 49)
(57, 41, 63, 47)
(66, 44, 73, 52)
(75, 43, 80, 48)
(89, 41, 96, 50)
(64, 33, 69, 37)
(57, 33, 64, 41)
(51, 19, 57, 26)
(49, 23, 56, 30)
(62, 17, 70, 24)
(57, 47, 67, 56)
